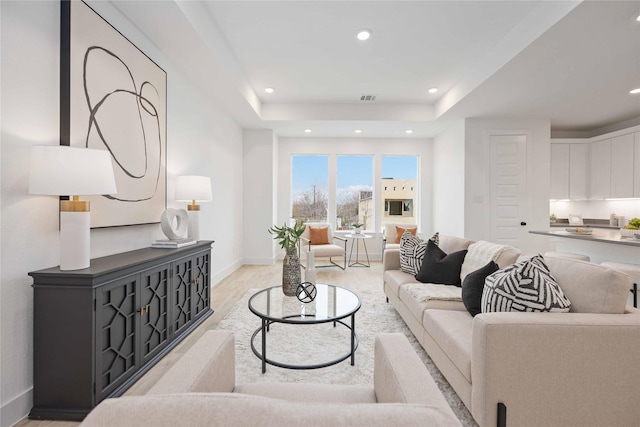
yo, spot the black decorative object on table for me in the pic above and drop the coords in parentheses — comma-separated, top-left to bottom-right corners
(296, 282, 317, 303)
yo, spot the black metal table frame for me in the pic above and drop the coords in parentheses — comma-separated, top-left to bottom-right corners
(248, 287, 361, 373)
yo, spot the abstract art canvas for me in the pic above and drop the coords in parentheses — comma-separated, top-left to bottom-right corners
(61, 0, 167, 228)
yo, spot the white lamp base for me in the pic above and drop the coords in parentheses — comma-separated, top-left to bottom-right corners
(187, 209, 200, 241)
(60, 211, 90, 270)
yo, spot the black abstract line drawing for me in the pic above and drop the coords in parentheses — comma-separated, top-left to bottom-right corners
(83, 46, 162, 203)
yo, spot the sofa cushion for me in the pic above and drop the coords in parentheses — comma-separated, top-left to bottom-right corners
(399, 283, 466, 322)
(384, 269, 416, 297)
(545, 256, 631, 314)
(482, 255, 571, 313)
(399, 232, 439, 275)
(438, 235, 474, 254)
(423, 310, 473, 382)
(415, 240, 467, 286)
(235, 382, 376, 404)
(460, 240, 520, 283)
(462, 261, 499, 317)
(309, 226, 330, 244)
(79, 393, 463, 427)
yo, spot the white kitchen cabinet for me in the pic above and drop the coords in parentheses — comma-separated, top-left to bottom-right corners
(569, 144, 589, 199)
(635, 132, 640, 198)
(550, 144, 569, 199)
(589, 139, 611, 199)
(610, 133, 635, 198)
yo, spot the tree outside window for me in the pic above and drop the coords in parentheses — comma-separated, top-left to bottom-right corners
(337, 155, 373, 230)
(291, 155, 328, 223)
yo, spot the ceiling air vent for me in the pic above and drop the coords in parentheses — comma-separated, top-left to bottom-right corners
(360, 95, 376, 101)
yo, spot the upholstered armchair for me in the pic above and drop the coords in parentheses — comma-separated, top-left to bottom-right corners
(382, 223, 418, 253)
(299, 223, 347, 270)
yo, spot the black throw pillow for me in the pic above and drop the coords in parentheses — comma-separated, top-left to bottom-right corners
(415, 240, 468, 286)
(462, 261, 499, 316)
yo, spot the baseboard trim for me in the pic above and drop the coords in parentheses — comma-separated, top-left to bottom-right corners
(2, 387, 32, 427)
(243, 257, 276, 265)
(211, 260, 242, 287)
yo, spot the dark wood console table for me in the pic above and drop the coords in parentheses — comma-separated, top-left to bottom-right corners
(28, 241, 214, 421)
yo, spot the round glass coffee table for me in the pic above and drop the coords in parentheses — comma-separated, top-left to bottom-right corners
(248, 284, 361, 373)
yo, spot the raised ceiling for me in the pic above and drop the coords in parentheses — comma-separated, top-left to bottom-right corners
(113, 0, 640, 138)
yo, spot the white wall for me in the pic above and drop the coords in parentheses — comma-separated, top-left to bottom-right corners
(0, 2, 244, 425)
(433, 120, 465, 237)
(464, 118, 552, 254)
(243, 129, 277, 264)
(275, 137, 433, 260)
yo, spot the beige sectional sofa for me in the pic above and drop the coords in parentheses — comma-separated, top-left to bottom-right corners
(383, 235, 640, 427)
(80, 330, 462, 426)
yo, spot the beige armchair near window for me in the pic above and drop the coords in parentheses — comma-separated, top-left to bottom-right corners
(382, 223, 418, 253)
(299, 223, 347, 270)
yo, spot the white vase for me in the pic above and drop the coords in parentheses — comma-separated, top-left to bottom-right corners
(305, 250, 317, 285)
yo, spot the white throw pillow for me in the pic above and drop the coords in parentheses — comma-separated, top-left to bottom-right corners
(399, 232, 439, 276)
(481, 255, 571, 313)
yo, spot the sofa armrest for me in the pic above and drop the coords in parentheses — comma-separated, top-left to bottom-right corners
(147, 330, 236, 395)
(333, 235, 347, 242)
(471, 312, 640, 427)
(383, 248, 401, 272)
(374, 333, 450, 408)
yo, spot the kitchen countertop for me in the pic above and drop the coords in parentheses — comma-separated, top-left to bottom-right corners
(530, 229, 640, 247)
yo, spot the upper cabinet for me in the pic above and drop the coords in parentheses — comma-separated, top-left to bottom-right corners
(550, 144, 570, 199)
(589, 139, 611, 199)
(635, 133, 640, 198)
(551, 127, 640, 200)
(610, 133, 635, 198)
(550, 142, 589, 200)
(569, 144, 589, 200)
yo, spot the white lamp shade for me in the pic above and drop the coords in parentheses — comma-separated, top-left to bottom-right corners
(29, 145, 117, 196)
(175, 175, 212, 202)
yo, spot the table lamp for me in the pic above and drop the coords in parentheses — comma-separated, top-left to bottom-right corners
(29, 146, 117, 270)
(174, 175, 212, 241)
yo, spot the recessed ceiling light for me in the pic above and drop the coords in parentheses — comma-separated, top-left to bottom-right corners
(428, 87, 438, 94)
(356, 30, 371, 41)
(636, 14, 640, 22)
(405, 130, 414, 134)
(630, 88, 640, 94)
(304, 129, 312, 133)
(354, 129, 363, 134)
(264, 87, 274, 93)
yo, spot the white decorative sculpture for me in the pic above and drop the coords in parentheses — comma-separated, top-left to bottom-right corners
(160, 208, 189, 240)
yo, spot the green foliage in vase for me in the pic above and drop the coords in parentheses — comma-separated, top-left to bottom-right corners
(268, 221, 306, 252)
(352, 223, 364, 228)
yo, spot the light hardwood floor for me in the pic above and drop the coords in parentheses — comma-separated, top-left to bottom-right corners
(16, 260, 385, 427)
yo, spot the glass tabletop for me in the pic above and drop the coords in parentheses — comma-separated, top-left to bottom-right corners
(248, 284, 361, 323)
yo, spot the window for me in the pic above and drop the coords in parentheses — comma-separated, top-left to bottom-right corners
(337, 155, 373, 230)
(381, 156, 418, 228)
(291, 155, 328, 223)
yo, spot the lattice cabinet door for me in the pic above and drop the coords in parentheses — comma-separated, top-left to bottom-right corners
(139, 265, 170, 365)
(193, 252, 210, 320)
(172, 257, 193, 337)
(95, 275, 140, 402)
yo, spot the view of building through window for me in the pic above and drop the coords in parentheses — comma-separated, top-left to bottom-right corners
(381, 156, 418, 229)
(291, 155, 328, 223)
(291, 154, 418, 231)
(337, 155, 373, 230)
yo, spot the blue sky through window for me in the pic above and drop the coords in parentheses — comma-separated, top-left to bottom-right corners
(292, 155, 417, 192)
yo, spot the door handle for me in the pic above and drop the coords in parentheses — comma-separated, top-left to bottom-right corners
(520, 221, 527, 226)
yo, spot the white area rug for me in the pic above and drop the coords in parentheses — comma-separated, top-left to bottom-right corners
(216, 286, 477, 426)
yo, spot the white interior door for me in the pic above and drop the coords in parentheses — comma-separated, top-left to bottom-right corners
(489, 134, 528, 248)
